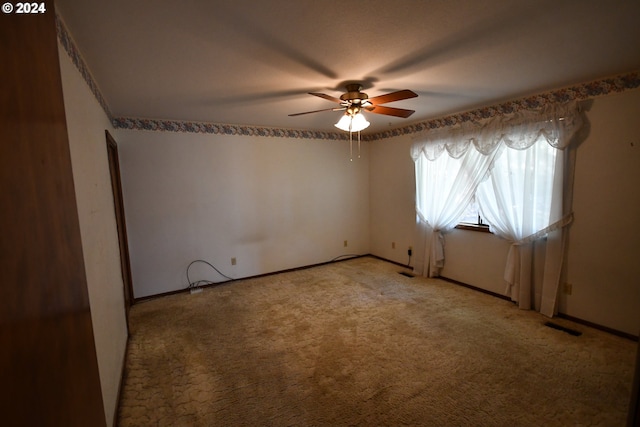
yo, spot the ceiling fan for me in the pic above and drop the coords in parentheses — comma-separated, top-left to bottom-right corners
(289, 83, 418, 160)
(289, 83, 418, 132)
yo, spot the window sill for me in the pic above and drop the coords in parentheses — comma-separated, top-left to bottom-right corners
(455, 223, 492, 233)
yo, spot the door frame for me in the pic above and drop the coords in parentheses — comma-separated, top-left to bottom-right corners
(106, 130, 134, 320)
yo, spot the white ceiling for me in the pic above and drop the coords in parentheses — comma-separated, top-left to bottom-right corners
(55, 0, 640, 134)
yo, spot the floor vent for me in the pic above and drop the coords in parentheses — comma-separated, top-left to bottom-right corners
(544, 321, 582, 336)
(398, 271, 415, 278)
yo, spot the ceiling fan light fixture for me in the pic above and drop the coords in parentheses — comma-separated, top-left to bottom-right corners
(334, 114, 352, 132)
(335, 112, 370, 132)
(351, 112, 370, 132)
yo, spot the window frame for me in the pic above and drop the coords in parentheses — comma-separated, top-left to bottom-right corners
(455, 220, 492, 233)
(456, 200, 492, 233)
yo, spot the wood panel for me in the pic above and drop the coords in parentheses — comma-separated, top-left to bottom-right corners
(0, 2, 106, 425)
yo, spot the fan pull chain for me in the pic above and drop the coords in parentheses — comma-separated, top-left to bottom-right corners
(349, 120, 353, 161)
(358, 131, 361, 159)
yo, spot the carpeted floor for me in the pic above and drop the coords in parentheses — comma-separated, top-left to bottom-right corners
(118, 256, 636, 426)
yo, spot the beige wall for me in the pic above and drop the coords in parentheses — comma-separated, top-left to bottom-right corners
(113, 130, 371, 298)
(370, 88, 640, 336)
(562, 90, 640, 334)
(368, 135, 416, 263)
(58, 44, 128, 425)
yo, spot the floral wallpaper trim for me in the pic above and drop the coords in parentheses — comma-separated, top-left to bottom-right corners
(365, 71, 640, 141)
(111, 118, 349, 140)
(55, 14, 113, 121)
(113, 71, 639, 140)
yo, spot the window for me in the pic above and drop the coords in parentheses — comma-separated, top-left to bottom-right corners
(456, 197, 490, 232)
(411, 101, 582, 315)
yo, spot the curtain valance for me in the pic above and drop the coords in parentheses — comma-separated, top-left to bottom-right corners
(410, 102, 583, 161)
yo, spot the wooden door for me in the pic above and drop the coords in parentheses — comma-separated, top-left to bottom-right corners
(0, 2, 106, 425)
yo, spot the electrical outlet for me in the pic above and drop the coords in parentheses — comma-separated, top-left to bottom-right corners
(563, 282, 572, 295)
(392, 242, 396, 249)
(408, 246, 413, 256)
(231, 257, 237, 266)
(344, 240, 348, 247)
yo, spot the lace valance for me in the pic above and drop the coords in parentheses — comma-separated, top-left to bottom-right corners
(411, 102, 584, 161)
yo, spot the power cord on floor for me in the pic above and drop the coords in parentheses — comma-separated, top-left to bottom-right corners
(186, 259, 234, 291)
(187, 254, 364, 292)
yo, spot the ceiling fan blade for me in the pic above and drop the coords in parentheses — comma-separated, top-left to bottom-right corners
(309, 92, 342, 103)
(288, 107, 345, 117)
(365, 105, 415, 118)
(368, 89, 418, 105)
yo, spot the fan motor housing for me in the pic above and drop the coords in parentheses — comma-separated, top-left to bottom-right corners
(340, 84, 368, 104)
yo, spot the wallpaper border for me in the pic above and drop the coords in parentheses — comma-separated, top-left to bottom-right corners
(366, 71, 640, 141)
(56, 13, 114, 122)
(110, 118, 348, 141)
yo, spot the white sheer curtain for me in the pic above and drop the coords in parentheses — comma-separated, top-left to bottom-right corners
(474, 105, 581, 314)
(412, 137, 498, 277)
(476, 142, 572, 313)
(412, 102, 583, 314)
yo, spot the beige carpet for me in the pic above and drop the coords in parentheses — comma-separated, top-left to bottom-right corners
(118, 256, 636, 426)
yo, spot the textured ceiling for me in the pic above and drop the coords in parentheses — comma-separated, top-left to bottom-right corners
(55, 0, 640, 134)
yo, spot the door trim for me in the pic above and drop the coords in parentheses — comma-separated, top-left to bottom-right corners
(106, 130, 134, 320)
